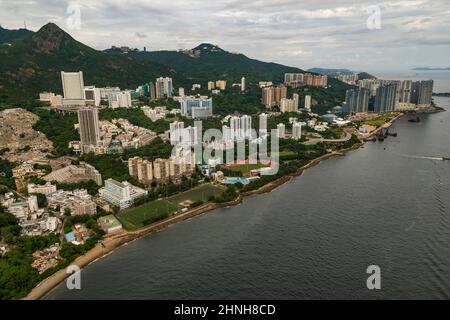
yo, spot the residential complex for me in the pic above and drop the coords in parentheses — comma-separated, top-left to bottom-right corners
(284, 73, 327, 88)
(262, 85, 288, 108)
(345, 88, 370, 113)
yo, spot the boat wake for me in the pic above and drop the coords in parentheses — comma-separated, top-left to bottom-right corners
(396, 153, 444, 161)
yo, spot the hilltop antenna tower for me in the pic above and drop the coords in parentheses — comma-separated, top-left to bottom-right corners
(24, 20, 27, 29)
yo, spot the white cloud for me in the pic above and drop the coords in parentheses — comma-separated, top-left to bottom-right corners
(0, 0, 449, 70)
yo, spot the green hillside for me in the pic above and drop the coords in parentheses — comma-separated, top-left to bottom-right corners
(126, 43, 305, 85)
(0, 26, 33, 44)
(0, 23, 175, 106)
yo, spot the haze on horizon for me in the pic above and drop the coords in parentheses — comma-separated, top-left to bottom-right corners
(1, 0, 449, 72)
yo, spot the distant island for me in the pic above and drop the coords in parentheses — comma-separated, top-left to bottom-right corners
(307, 68, 355, 76)
(413, 67, 450, 71)
(307, 68, 377, 80)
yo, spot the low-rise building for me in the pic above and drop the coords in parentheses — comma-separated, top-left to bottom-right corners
(27, 182, 57, 196)
(98, 215, 124, 235)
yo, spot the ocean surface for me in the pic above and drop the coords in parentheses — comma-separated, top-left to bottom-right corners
(47, 96, 450, 300)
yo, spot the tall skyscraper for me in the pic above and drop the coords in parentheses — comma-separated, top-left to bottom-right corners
(241, 115, 252, 139)
(280, 98, 298, 113)
(241, 77, 246, 92)
(230, 116, 242, 141)
(149, 82, 156, 100)
(345, 89, 369, 113)
(229, 115, 252, 140)
(417, 80, 434, 105)
(169, 121, 185, 146)
(156, 77, 173, 98)
(374, 84, 398, 113)
(292, 122, 302, 140)
(259, 113, 268, 135)
(304, 95, 312, 111)
(277, 123, 286, 139)
(77, 108, 100, 151)
(261, 85, 287, 108)
(399, 80, 413, 103)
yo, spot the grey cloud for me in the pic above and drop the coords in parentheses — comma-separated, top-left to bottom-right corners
(0, 0, 449, 70)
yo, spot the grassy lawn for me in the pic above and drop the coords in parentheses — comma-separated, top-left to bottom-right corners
(118, 199, 183, 230)
(168, 184, 226, 207)
(227, 163, 268, 173)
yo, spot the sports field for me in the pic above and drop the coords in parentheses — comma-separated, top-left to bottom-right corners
(226, 163, 268, 173)
(118, 199, 182, 230)
(117, 184, 226, 230)
(169, 184, 226, 207)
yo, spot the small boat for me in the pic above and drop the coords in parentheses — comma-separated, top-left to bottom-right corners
(443, 157, 450, 161)
(408, 116, 421, 123)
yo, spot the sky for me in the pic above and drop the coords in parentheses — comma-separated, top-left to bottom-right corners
(1, 0, 450, 72)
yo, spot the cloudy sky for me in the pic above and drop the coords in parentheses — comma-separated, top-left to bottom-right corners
(1, 0, 450, 71)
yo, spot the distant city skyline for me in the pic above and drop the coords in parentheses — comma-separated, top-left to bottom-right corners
(1, 0, 450, 71)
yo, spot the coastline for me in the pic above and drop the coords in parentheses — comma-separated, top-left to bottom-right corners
(23, 113, 403, 301)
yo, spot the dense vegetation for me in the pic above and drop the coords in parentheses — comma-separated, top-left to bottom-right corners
(0, 159, 17, 191)
(0, 232, 59, 300)
(213, 86, 266, 116)
(32, 108, 79, 156)
(0, 26, 33, 44)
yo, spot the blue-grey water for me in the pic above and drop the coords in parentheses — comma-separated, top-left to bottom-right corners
(47, 97, 450, 300)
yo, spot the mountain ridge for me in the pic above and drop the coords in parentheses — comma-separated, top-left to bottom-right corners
(0, 23, 174, 105)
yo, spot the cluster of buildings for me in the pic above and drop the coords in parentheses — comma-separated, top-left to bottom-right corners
(133, 77, 175, 102)
(41, 71, 175, 110)
(11, 162, 47, 191)
(128, 148, 196, 185)
(169, 121, 199, 147)
(284, 73, 328, 88)
(336, 73, 359, 85)
(1, 192, 61, 236)
(344, 79, 434, 114)
(207, 77, 246, 92)
(179, 96, 213, 118)
(47, 189, 97, 216)
(75, 108, 157, 154)
(142, 106, 180, 122)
